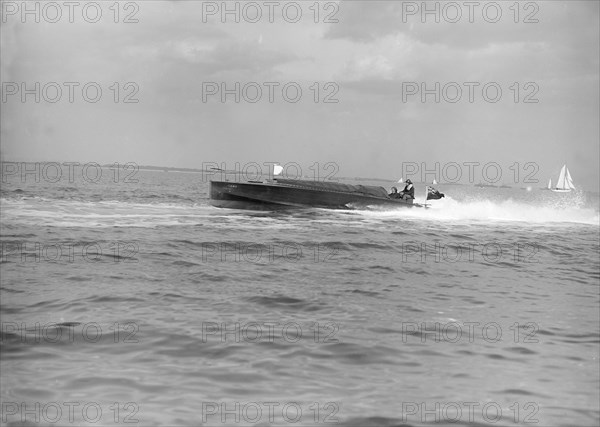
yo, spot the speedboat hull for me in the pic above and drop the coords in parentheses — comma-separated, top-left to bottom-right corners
(210, 179, 419, 210)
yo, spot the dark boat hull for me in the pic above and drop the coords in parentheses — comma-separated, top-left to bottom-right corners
(209, 180, 419, 210)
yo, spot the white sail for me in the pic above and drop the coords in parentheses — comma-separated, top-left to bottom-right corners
(273, 164, 283, 175)
(432, 179, 438, 185)
(552, 164, 574, 192)
(547, 178, 552, 189)
(556, 165, 567, 189)
(398, 178, 403, 183)
(565, 168, 575, 189)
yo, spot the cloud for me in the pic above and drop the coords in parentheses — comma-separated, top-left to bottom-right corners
(326, 0, 599, 53)
(1, 0, 598, 189)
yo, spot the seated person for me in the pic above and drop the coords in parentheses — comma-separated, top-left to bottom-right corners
(399, 179, 415, 200)
(388, 186, 402, 199)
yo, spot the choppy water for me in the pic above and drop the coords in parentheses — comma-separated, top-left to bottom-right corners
(1, 167, 599, 426)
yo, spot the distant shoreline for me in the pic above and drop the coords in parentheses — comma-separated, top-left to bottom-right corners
(2, 161, 597, 193)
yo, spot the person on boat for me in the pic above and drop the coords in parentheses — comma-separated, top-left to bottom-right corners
(388, 187, 402, 199)
(399, 179, 415, 200)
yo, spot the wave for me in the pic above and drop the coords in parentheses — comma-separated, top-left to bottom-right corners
(2, 188, 598, 228)
(0, 198, 305, 229)
(359, 194, 600, 226)
(0, 198, 211, 228)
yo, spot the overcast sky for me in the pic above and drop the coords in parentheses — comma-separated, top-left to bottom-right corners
(1, 1, 599, 189)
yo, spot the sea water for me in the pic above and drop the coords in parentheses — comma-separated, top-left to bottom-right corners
(1, 168, 598, 426)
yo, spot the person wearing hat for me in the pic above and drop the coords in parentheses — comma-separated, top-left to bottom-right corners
(399, 179, 415, 200)
(388, 186, 402, 199)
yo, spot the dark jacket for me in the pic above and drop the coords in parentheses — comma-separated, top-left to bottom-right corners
(401, 183, 415, 199)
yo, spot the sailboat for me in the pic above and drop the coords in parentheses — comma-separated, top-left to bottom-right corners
(432, 179, 438, 185)
(398, 178, 403, 184)
(551, 165, 575, 192)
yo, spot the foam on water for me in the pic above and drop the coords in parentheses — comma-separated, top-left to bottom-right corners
(360, 192, 600, 226)
(2, 172, 599, 427)
(2, 186, 599, 227)
(0, 198, 206, 228)
(0, 198, 304, 229)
